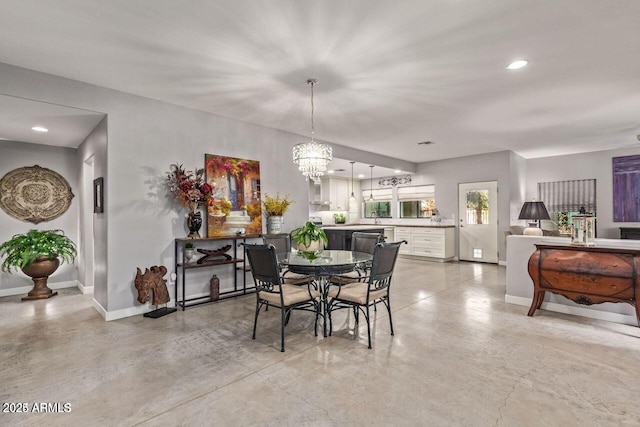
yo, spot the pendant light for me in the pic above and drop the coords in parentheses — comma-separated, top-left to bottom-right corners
(350, 161, 356, 199)
(292, 79, 332, 182)
(368, 165, 375, 201)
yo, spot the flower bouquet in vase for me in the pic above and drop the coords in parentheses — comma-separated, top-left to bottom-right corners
(166, 163, 213, 238)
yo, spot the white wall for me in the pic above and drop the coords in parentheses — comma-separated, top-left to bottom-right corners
(0, 62, 390, 317)
(401, 151, 514, 261)
(0, 140, 79, 291)
(526, 146, 640, 239)
(77, 116, 108, 307)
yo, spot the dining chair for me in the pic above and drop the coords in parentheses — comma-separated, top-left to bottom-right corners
(326, 240, 406, 349)
(262, 233, 308, 285)
(328, 232, 382, 285)
(244, 243, 320, 352)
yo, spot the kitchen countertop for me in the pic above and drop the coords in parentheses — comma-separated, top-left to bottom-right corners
(323, 224, 455, 229)
(322, 225, 388, 230)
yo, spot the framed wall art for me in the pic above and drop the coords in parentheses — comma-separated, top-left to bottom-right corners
(613, 155, 640, 222)
(0, 165, 74, 223)
(204, 154, 261, 237)
(93, 177, 104, 213)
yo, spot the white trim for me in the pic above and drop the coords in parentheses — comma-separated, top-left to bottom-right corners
(498, 260, 507, 266)
(92, 298, 107, 320)
(0, 280, 78, 298)
(505, 294, 638, 326)
(77, 281, 94, 294)
(101, 298, 177, 322)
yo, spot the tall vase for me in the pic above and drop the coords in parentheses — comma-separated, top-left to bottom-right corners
(187, 210, 202, 239)
(267, 216, 284, 234)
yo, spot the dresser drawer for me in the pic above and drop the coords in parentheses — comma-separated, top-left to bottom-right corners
(411, 246, 445, 258)
(540, 270, 634, 299)
(395, 232, 411, 242)
(412, 234, 444, 245)
(540, 250, 634, 278)
(395, 227, 413, 234)
(399, 244, 413, 255)
(412, 227, 445, 236)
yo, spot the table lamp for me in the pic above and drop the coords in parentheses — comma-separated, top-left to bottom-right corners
(518, 201, 550, 236)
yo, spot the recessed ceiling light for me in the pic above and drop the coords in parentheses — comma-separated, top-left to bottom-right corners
(357, 174, 365, 178)
(327, 170, 335, 174)
(506, 60, 528, 70)
(394, 170, 401, 174)
(32, 126, 48, 132)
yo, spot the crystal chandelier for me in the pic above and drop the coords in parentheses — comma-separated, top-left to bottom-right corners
(292, 79, 332, 182)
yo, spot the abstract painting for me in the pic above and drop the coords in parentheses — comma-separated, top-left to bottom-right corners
(613, 155, 640, 222)
(204, 154, 262, 237)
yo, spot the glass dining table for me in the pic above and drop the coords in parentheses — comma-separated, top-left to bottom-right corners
(277, 250, 373, 337)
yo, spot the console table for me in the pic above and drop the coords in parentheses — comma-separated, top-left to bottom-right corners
(174, 235, 260, 310)
(527, 244, 640, 326)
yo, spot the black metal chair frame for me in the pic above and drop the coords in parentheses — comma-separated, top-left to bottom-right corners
(244, 243, 320, 352)
(350, 231, 383, 276)
(326, 240, 406, 349)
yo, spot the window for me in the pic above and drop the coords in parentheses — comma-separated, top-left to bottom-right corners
(398, 185, 436, 218)
(538, 179, 596, 234)
(362, 188, 392, 218)
(465, 189, 489, 225)
(364, 202, 392, 218)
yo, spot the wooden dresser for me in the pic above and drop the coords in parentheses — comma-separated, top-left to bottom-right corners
(527, 244, 640, 326)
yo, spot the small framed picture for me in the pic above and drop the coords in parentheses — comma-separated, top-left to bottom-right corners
(93, 177, 104, 213)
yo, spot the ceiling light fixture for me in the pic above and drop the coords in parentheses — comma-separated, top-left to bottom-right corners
(292, 79, 332, 182)
(394, 169, 401, 174)
(368, 165, 375, 202)
(327, 170, 335, 174)
(358, 174, 365, 178)
(350, 161, 356, 199)
(32, 126, 48, 132)
(507, 59, 528, 70)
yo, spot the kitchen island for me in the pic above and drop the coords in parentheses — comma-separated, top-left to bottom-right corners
(322, 225, 385, 250)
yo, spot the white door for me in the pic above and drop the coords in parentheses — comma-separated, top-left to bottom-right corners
(458, 181, 498, 263)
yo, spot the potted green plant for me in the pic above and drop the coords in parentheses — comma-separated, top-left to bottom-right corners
(333, 213, 346, 224)
(0, 229, 77, 300)
(185, 242, 196, 263)
(291, 221, 328, 253)
(262, 193, 294, 234)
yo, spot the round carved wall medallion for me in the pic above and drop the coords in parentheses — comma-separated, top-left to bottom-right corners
(0, 165, 74, 224)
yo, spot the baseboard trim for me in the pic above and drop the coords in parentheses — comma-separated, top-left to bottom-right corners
(77, 282, 94, 294)
(101, 298, 177, 321)
(505, 294, 638, 326)
(0, 280, 78, 298)
(92, 298, 107, 320)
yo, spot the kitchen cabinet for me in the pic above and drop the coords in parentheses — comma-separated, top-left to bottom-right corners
(395, 226, 455, 261)
(321, 177, 349, 211)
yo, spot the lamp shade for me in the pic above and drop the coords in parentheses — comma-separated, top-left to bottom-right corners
(518, 201, 550, 221)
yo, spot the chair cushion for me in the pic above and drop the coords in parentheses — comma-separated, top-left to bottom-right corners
(327, 282, 387, 305)
(328, 270, 363, 285)
(282, 271, 310, 285)
(259, 285, 319, 307)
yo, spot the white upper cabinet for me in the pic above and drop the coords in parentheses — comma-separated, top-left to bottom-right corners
(321, 177, 350, 211)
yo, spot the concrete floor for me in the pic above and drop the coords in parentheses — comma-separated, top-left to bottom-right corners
(2, 258, 640, 426)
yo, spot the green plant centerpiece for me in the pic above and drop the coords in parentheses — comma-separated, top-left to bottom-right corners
(263, 193, 294, 234)
(333, 213, 346, 224)
(0, 229, 77, 300)
(291, 221, 328, 253)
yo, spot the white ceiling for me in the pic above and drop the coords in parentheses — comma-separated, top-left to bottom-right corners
(0, 95, 105, 147)
(1, 0, 639, 162)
